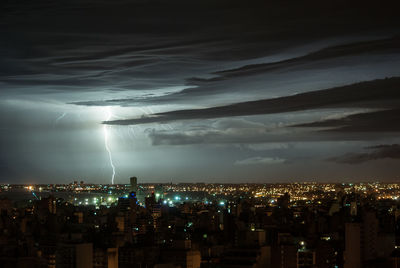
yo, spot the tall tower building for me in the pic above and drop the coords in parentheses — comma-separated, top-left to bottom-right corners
(344, 211, 379, 268)
(344, 222, 361, 268)
(362, 211, 378, 261)
(130, 177, 138, 193)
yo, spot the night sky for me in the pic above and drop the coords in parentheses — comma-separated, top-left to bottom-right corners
(1, 0, 400, 184)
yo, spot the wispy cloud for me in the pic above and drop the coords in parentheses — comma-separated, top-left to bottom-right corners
(294, 108, 400, 132)
(327, 144, 400, 164)
(71, 36, 400, 107)
(235, 157, 286, 165)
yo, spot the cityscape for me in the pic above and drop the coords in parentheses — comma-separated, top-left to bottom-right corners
(1, 178, 400, 267)
(1, 0, 400, 267)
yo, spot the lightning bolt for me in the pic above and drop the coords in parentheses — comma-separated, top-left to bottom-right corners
(54, 112, 67, 125)
(100, 106, 173, 185)
(104, 107, 116, 184)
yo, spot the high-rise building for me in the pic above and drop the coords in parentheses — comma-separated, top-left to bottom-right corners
(107, 248, 118, 268)
(362, 211, 379, 261)
(344, 211, 380, 268)
(130, 177, 138, 193)
(56, 243, 93, 268)
(344, 223, 361, 268)
(76, 244, 93, 268)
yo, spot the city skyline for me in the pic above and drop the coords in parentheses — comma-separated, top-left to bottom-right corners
(1, 0, 400, 183)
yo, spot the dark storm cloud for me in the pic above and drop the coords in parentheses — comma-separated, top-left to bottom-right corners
(3, 0, 399, 98)
(148, 128, 396, 146)
(189, 36, 400, 83)
(328, 144, 400, 164)
(1, 0, 400, 182)
(147, 120, 393, 146)
(294, 109, 400, 133)
(103, 77, 400, 125)
(71, 36, 400, 107)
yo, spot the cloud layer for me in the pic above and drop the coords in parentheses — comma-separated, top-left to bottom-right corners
(103, 78, 400, 127)
(235, 157, 286, 165)
(1, 0, 400, 182)
(328, 144, 400, 164)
